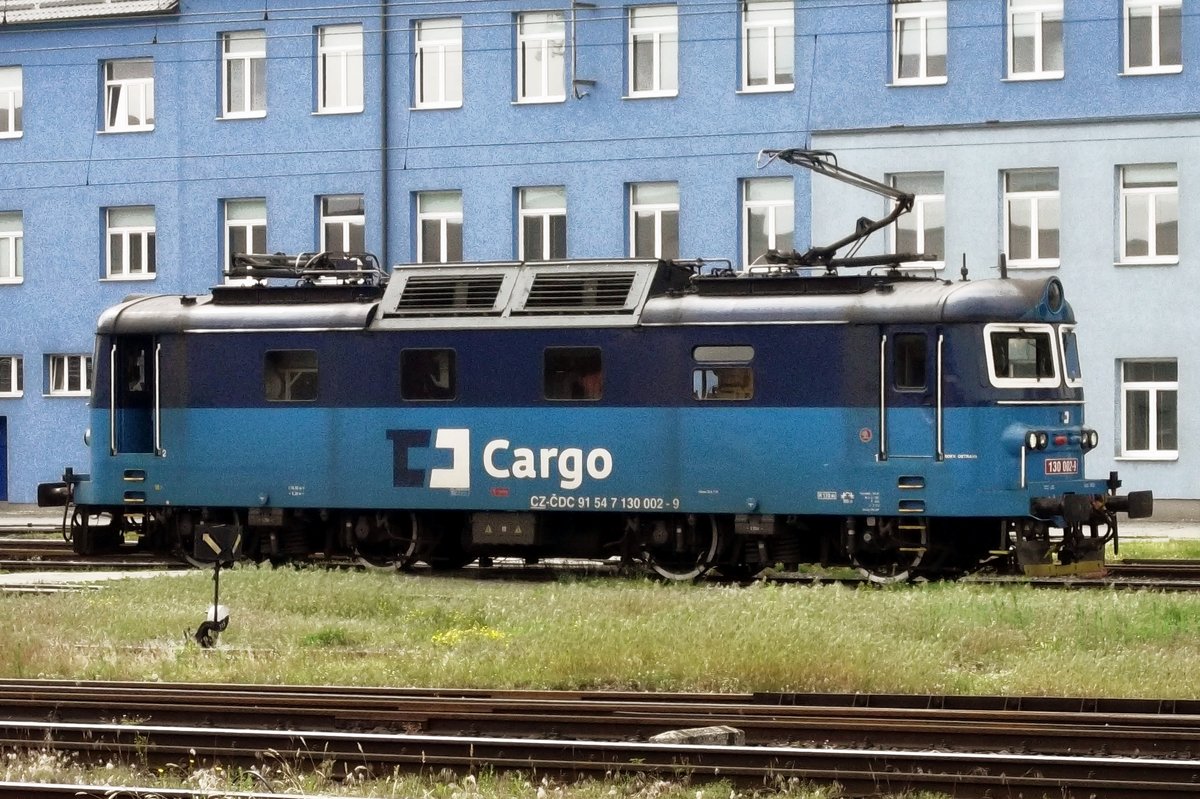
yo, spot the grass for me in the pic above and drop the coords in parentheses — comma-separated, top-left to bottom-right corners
(5, 565, 1200, 697)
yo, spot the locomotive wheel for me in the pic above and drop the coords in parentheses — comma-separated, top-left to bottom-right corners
(643, 515, 722, 582)
(851, 517, 928, 584)
(352, 512, 420, 570)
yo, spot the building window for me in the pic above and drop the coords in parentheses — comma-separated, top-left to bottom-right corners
(1004, 168, 1059, 267)
(890, 172, 944, 267)
(320, 195, 365, 253)
(1008, 0, 1063, 79)
(264, 350, 318, 402)
(516, 11, 566, 103)
(892, 0, 947, 85)
(1121, 359, 1178, 458)
(1124, 0, 1182, 74)
(416, 191, 463, 264)
(0, 66, 22, 137)
(224, 198, 267, 278)
(629, 182, 679, 259)
(106, 206, 156, 279)
(519, 186, 566, 260)
(742, 177, 793, 268)
(741, 0, 793, 91)
(414, 18, 463, 109)
(629, 6, 678, 97)
(0, 211, 22, 283)
(0, 356, 22, 397)
(1120, 163, 1177, 264)
(47, 354, 92, 397)
(104, 59, 154, 132)
(317, 24, 364, 113)
(222, 30, 266, 118)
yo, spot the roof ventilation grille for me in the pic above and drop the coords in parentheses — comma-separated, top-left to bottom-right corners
(393, 274, 505, 314)
(521, 272, 637, 312)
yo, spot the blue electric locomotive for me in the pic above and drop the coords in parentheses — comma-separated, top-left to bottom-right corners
(38, 151, 1152, 581)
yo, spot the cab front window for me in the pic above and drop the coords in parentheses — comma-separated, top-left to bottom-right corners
(984, 324, 1059, 387)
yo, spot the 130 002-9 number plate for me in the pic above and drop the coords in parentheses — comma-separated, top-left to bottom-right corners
(1044, 457, 1079, 476)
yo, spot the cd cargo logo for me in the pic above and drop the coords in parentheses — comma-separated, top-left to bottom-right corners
(388, 428, 614, 491)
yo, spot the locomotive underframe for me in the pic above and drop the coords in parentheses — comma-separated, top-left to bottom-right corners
(58, 500, 1118, 582)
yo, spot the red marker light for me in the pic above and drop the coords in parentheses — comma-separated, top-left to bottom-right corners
(1054, 434, 1068, 446)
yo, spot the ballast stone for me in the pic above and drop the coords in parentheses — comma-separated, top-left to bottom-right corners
(648, 725, 745, 745)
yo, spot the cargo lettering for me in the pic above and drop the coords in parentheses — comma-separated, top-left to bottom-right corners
(484, 439, 613, 490)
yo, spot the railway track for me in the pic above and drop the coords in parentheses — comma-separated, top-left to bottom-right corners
(3, 681, 1200, 797)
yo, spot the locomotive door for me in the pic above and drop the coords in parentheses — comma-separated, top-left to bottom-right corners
(879, 328, 943, 461)
(112, 335, 160, 455)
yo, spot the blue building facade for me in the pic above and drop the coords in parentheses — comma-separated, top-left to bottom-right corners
(0, 0, 1192, 502)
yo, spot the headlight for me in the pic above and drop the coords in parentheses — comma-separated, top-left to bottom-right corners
(1025, 431, 1049, 450)
(1081, 429, 1099, 450)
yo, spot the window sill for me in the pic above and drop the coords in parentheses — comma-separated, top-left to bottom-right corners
(0, 393, 22, 399)
(736, 84, 794, 95)
(1115, 258, 1179, 267)
(888, 77, 948, 87)
(1115, 454, 1179, 462)
(1002, 73, 1064, 82)
(0, 131, 22, 139)
(512, 97, 567, 105)
(313, 107, 364, 116)
(411, 102, 463, 111)
(0, 278, 24, 285)
(99, 126, 155, 134)
(45, 392, 90, 399)
(1006, 260, 1061, 269)
(218, 111, 267, 121)
(623, 91, 679, 100)
(1121, 65, 1183, 76)
(102, 275, 157, 282)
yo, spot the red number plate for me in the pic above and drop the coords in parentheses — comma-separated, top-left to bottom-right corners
(1044, 457, 1079, 476)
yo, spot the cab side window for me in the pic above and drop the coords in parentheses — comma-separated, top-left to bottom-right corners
(693, 345, 753, 401)
(264, 350, 317, 401)
(544, 347, 602, 400)
(894, 333, 926, 390)
(401, 348, 456, 400)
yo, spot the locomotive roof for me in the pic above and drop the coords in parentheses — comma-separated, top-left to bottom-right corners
(96, 259, 1074, 336)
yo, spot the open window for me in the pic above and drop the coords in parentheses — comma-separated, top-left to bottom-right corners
(692, 345, 754, 401)
(264, 350, 317, 402)
(984, 324, 1059, 388)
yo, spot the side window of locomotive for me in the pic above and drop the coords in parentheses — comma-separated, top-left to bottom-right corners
(984, 325, 1059, 387)
(264, 350, 318, 402)
(544, 347, 602, 400)
(692, 345, 754, 401)
(401, 348, 456, 401)
(893, 333, 926, 390)
(1060, 326, 1083, 388)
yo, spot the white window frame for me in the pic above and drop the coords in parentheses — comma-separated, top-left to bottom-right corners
(1007, 0, 1063, 80)
(317, 24, 365, 114)
(1123, 0, 1182, 75)
(0, 356, 22, 397)
(222, 30, 266, 119)
(224, 198, 267, 282)
(414, 18, 463, 109)
(892, 0, 948, 86)
(103, 58, 154, 132)
(47, 354, 92, 397)
(1119, 163, 1178, 265)
(889, 172, 944, 270)
(416, 190, 463, 263)
(1120, 359, 1178, 459)
(0, 66, 22, 138)
(628, 5, 678, 98)
(518, 186, 567, 260)
(320, 195, 365, 253)
(629, 181, 679, 259)
(742, 176, 793, 269)
(1003, 168, 1060, 268)
(105, 206, 156, 280)
(516, 11, 566, 104)
(0, 211, 22, 284)
(740, 0, 794, 92)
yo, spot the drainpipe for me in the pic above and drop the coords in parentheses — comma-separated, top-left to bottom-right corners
(379, 0, 390, 269)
